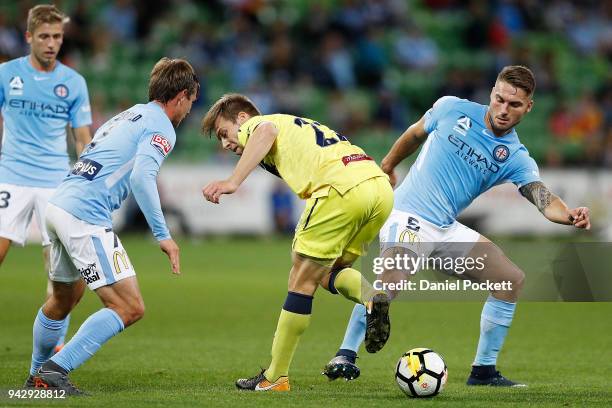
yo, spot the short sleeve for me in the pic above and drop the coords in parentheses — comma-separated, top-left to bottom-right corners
(423, 96, 460, 134)
(506, 150, 541, 188)
(69, 75, 92, 128)
(237, 115, 269, 147)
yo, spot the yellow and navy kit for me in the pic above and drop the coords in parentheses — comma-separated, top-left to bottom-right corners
(238, 114, 386, 199)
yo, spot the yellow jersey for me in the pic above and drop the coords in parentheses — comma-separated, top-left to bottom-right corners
(238, 114, 386, 199)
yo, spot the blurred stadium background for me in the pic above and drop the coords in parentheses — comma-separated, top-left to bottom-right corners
(1, 0, 610, 240)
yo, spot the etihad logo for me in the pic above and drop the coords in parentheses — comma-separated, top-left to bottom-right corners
(448, 134, 500, 175)
(9, 98, 69, 115)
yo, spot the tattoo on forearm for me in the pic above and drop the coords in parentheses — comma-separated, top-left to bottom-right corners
(520, 181, 558, 213)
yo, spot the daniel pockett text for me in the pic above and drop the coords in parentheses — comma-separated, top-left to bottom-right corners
(371, 254, 513, 292)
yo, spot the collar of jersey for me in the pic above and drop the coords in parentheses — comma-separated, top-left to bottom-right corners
(22, 55, 61, 76)
(481, 106, 519, 142)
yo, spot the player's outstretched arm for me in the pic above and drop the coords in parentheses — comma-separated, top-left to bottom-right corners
(381, 115, 428, 186)
(72, 126, 92, 156)
(519, 181, 591, 230)
(203, 122, 278, 204)
(131, 154, 181, 273)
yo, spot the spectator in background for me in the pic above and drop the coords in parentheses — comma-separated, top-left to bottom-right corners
(0, 14, 24, 60)
(354, 27, 386, 88)
(464, 0, 489, 50)
(495, 0, 526, 37)
(373, 88, 408, 131)
(264, 26, 297, 81)
(394, 25, 439, 71)
(100, 0, 138, 42)
(320, 31, 355, 90)
(225, 14, 264, 89)
(333, 0, 368, 38)
(438, 70, 476, 100)
(60, 1, 91, 58)
(270, 181, 295, 235)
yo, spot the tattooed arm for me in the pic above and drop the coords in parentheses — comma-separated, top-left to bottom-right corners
(519, 181, 591, 229)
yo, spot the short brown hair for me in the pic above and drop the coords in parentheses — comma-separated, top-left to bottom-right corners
(148, 57, 200, 103)
(497, 65, 536, 97)
(201, 93, 261, 136)
(27, 4, 69, 34)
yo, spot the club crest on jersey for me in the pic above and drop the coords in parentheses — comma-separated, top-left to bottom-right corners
(9, 76, 24, 95)
(453, 116, 472, 136)
(151, 134, 171, 157)
(54, 84, 69, 98)
(71, 158, 103, 180)
(493, 145, 510, 162)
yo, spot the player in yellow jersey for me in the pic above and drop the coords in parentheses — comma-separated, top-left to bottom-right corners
(201, 94, 394, 391)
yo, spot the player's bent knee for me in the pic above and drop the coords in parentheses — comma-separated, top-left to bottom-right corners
(130, 303, 145, 324)
(124, 297, 145, 325)
(510, 269, 525, 293)
(113, 304, 144, 327)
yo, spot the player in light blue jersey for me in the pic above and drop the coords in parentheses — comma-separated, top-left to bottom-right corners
(24, 57, 199, 395)
(323, 66, 591, 386)
(0, 5, 92, 355)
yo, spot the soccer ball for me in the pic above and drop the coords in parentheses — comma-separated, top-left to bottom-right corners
(395, 348, 448, 397)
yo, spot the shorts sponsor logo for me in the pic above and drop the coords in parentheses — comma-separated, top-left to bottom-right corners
(399, 229, 421, 244)
(113, 250, 131, 274)
(54, 84, 69, 99)
(151, 134, 171, 157)
(79, 262, 100, 284)
(71, 158, 103, 180)
(9, 76, 24, 95)
(341, 154, 373, 165)
(493, 145, 510, 162)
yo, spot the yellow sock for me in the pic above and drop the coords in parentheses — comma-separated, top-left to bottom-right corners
(266, 302, 312, 381)
(333, 267, 377, 305)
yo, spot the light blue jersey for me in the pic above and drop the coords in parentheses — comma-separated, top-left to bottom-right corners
(0, 56, 92, 187)
(395, 96, 541, 227)
(50, 102, 175, 241)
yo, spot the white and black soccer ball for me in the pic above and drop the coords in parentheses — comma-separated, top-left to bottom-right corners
(395, 348, 448, 397)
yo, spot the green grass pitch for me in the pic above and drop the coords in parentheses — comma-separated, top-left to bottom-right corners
(0, 236, 610, 407)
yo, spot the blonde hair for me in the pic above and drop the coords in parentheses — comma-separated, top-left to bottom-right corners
(201, 93, 261, 136)
(27, 4, 69, 34)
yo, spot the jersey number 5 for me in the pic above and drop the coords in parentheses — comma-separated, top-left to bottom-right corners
(294, 118, 347, 147)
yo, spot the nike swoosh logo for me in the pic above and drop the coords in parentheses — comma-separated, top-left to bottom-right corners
(254, 378, 288, 391)
(254, 382, 277, 391)
(482, 129, 490, 136)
